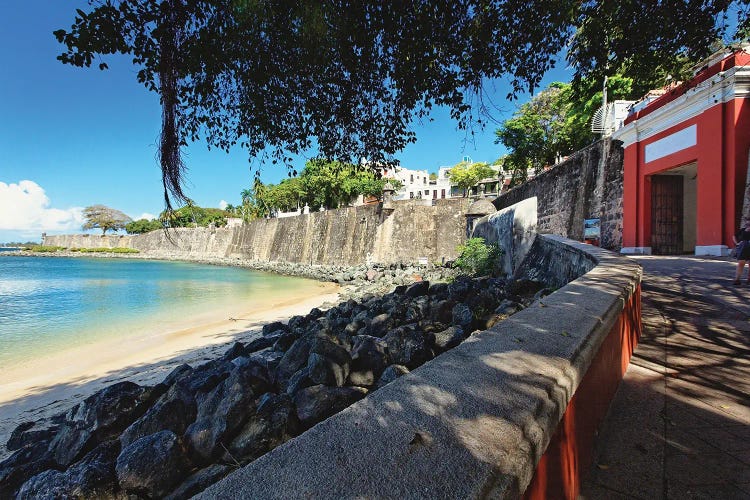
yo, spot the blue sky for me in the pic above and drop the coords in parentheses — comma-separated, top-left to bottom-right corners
(0, 2, 572, 242)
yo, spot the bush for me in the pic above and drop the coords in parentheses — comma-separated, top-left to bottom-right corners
(454, 237, 502, 276)
(76, 247, 139, 253)
(24, 245, 66, 252)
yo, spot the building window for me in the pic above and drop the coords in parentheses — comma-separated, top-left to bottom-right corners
(423, 177, 427, 184)
(441, 189, 445, 198)
(410, 174, 414, 183)
(409, 192, 414, 199)
(433, 190, 437, 199)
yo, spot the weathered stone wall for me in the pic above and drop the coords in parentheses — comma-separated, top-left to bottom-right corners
(494, 139, 624, 250)
(44, 198, 471, 266)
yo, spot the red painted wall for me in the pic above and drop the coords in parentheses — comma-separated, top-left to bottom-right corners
(523, 286, 642, 500)
(622, 96, 750, 250)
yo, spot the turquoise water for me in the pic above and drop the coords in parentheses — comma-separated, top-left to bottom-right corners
(0, 256, 317, 368)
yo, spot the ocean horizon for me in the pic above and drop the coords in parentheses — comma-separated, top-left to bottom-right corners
(0, 255, 320, 369)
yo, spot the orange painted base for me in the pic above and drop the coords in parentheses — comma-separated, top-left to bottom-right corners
(523, 285, 642, 500)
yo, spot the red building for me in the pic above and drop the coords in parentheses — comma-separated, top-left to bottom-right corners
(614, 47, 750, 255)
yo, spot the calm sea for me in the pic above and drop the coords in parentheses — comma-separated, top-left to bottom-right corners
(0, 256, 318, 368)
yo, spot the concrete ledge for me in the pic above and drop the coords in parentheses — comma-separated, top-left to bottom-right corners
(694, 244, 730, 256)
(199, 235, 642, 499)
(621, 246, 652, 255)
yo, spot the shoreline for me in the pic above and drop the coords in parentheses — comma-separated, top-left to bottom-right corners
(0, 251, 457, 462)
(0, 272, 339, 461)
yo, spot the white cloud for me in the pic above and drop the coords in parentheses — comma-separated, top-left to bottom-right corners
(219, 200, 228, 210)
(0, 180, 84, 233)
(135, 212, 157, 221)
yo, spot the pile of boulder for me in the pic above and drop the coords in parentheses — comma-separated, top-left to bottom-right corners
(0, 275, 549, 499)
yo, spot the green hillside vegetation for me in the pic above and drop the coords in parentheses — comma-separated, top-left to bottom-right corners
(496, 61, 698, 185)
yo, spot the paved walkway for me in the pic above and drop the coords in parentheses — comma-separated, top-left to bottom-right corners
(581, 255, 750, 499)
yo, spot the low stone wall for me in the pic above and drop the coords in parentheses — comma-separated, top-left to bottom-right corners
(44, 198, 471, 266)
(199, 236, 642, 499)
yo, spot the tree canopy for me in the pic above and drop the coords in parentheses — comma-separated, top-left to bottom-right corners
(238, 158, 402, 217)
(160, 205, 228, 228)
(125, 218, 163, 234)
(82, 205, 132, 234)
(447, 161, 496, 197)
(55, 1, 750, 207)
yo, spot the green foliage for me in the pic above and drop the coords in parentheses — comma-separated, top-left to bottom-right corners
(240, 159, 401, 217)
(74, 247, 139, 253)
(160, 205, 228, 228)
(55, 2, 747, 209)
(447, 162, 496, 197)
(454, 238, 502, 276)
(496, 65, 701, 185)
(125, 218, 163, 234)
(24, 245, 66, 253)
(82, 205, 132, 235)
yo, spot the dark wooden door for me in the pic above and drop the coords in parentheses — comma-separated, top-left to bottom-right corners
(651, 175, 683, 255)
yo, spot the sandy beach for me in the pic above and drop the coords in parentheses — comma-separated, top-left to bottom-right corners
(0, 281, 339, 460)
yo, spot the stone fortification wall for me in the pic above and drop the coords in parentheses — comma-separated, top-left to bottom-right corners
(494, 138, 624, 250)
(44, 227, 236, 260)
(45, 198, 471, 266)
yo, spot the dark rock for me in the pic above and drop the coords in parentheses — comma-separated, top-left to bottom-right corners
(307, 353, 349, 387)
(285, 367, 314, 395)
(350, 335, 390, 376)
(116, 431, 190, 498)
(368, 313, 393, 337)
(287, 315, 306, 330)
(162, 364, 193, 387)
(347, 370, 376, 386)
(6, 421, 58, 452)
(164, 464, 231, 500)
(275, 336, 313, 388)
(230, 356, 273, 392)
(494, 299, 523, 316)
(383, 325, 434, 368)
(507, 279, 545, 297)
(376, 364, 410, 388)
(227, 393, 299, 463)
(17, 440, 120, 500)
(431, 299, 456, 324)
(184, 364, 260, 462)
(48, 382, 156, 467)
(310, 336, 351, 364)
(451, 303, 474, 329)
(404, 303, 426, 323)
(447, 276, 474, 300)
(393, 284, 408, 295)
(272, 332, 297, 352)
(246, 349, 284, 375)
(307, 307, 323, 320)
(245, 335, 279, 353)
(0, 441, 55, 500)
(293, 385, 368, 428)
(222, 342, 247, 361)
(120, 382, 197, 449)
(404, 280, 429, 297)
(433, 326, 466, 351)
(428, 282, 450, 299)
(180, 359, 233, 394)
(418, 320, 448, 333)
(262, 321, 288, 336)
